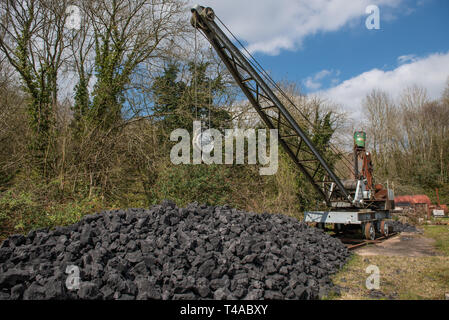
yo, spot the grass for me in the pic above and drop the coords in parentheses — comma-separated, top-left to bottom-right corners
(423, 225, 449, 256)
(327, 226, 449, 300)
(329, 254, 449, 300)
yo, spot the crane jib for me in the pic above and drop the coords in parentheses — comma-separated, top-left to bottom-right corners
(191, 6, 353, 206)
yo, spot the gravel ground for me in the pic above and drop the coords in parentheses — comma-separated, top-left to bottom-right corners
(0, 201, 350, 300)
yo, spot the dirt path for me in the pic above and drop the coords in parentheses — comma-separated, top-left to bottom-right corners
(354, 232, 441, 257)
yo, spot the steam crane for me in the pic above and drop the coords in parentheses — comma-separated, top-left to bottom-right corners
(191, 5, 394, 240)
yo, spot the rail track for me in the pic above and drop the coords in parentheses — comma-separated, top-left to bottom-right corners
(337, 232, 399, 250)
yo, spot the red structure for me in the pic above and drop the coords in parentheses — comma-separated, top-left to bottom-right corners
(430, 188, 448, 215)
(395, 195, 431, 206)
(394, 195, 432, 218)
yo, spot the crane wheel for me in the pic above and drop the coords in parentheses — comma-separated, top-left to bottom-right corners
(380, 220, 389, 237)
(364, 222, 375, 240)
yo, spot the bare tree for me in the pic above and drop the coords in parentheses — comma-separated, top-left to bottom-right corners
(58, 0, 190, 197)
(78, 0, 187, 128)
(363, 89, 400, 177)
(363, 85, 449, 192)
(0, 0, 70, 176)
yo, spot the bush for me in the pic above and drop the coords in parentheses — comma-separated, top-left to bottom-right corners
(46, 197, 105, 227)
(0, 188, 106, 241)
(151, 164, 232, 207)
(0, 190, 48, 239)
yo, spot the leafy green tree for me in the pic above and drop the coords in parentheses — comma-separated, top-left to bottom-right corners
(185, 61, 231, 130)
(152, 60, 231, 133)
(152, 62, 188, 131)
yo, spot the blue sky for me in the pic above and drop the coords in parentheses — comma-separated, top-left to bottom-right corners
(195, 0, 449, 120)
(256, 0, 449, 90)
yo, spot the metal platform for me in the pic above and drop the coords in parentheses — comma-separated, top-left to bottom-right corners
(304, 210, 390, 225)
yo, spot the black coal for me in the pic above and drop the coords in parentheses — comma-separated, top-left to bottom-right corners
(0, 201, 350, 300)
(389, 221, 422, 233)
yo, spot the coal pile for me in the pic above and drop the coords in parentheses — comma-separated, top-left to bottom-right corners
(390, 221, 422, 233)
(0, 201, 350, 300)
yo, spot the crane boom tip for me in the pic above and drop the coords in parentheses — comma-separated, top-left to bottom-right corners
(191, 4, 203, 13)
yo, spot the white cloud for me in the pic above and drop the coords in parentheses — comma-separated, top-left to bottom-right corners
(314, 70, 332, 80)
(191, 0, 403, 55)
(317, 51, 449, 121)
(303, 69, 339, 90)
(304, 78, 322, 91)
(397, 54, 417, 64)
(331, 78, 341, 86)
